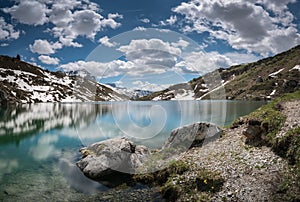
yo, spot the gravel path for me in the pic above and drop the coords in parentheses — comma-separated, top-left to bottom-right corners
(277, 101, 300, 138)
(182, 100, 300, 201)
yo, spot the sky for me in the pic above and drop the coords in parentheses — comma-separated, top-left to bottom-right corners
(0, 0, 299, 91)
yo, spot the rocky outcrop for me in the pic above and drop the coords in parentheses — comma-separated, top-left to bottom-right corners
(242, 119, 269, 145)
(163, 122, 223, 149)
(0, 90, 7, 106)
(76, 137, 151, 183)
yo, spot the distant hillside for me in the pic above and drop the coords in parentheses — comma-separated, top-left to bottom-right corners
(138, 45, 300, 101)
(0, 55, 127, 105)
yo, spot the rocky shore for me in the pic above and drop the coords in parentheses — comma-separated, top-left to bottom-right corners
(74, 91, 299, 201)
(165, 94, 299, 201)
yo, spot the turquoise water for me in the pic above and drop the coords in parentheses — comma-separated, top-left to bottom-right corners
(0, 101, 265, 201)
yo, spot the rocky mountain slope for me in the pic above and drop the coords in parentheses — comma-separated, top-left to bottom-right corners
(138, 45, 300, 101)
(0, 56, 127, 105)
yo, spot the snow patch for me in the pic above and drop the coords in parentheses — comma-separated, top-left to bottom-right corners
(290, 65, 300, 71)
(171, 89, 195, 100)
(269, 68, 284, 78)
(270, 89, 276, 96)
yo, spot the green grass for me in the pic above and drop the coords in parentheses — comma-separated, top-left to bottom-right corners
(232, 90, 300, 146)
(231, 90, 300, 201)
(133, 160, 224, 201)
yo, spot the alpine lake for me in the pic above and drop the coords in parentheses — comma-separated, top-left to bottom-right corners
(0, 100, 265, 201)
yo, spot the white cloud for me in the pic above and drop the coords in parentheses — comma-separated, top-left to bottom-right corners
(98, 36, 117, 47)
(131, 80, 170, 92)
(0, 17, 20, 41)
(172, 0, 300, 56)
(58, 35, 83, 48)
(176, 51, 232, 74)
(117, 38, 183, 71)
(171, 39, 189, 49)
(3, 0, 48, 26)
(108, 13, 123, 20)
(30, 39, 62, 55)
(133, 26, 147, 31)
(4, 0, 123, 48)
(38, 55, 60, 65)
(160, 15, 177, 26)
(0, 43, 9, 47)
(118, 38, 182, 58)
(70, 10, 103, 38)
(60, 60, 127, 78)
(166, 15, 177, 25)
(224, 52, 261, 65)
(52, 8, 122, 47)
(140, 18, 150, 23)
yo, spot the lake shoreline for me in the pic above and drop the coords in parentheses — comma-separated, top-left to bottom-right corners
(133, 92, 299, 201)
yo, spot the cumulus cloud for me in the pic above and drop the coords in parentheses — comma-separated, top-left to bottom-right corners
(117, 38, 183, 71)
(118, 38, 182, 57)
(60, 37, 254, 79)
(161, 15, 177, 26)
(224, 52, 261, 65)
(30, 39, 62, 55)
(60, 36, 251, 79)
(3, 0, 48, 26)
(70, 10, 103, 38)
(175, 51, 231, 74)
(131, 80, 170, 92)
(140, 18, 150, 23)
(98, 36, 117, 47)
(172, 0, 300, 56)
(171, 39, 189, 49)
(60, 60, 128, 78)
(0, 17, 20, 40)
(133, 26, 147, 31)
(3, 0, 123, 47)
(38, 55, 60, 65)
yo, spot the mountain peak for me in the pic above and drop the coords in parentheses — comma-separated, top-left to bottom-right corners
(0, 55, 127, 105)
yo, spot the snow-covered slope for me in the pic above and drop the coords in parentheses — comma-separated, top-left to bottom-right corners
(0, 56, 127, 104)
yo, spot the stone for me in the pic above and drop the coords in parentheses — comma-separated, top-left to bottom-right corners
(163, 122, 223, 149)
(76, 137, 151, 183)
(242, 119, 271, 145)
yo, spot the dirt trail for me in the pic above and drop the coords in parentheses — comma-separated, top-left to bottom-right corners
(183, 100, 300, 201)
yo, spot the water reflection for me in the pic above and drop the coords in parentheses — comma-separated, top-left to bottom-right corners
(0, 101, 266, 199)
(0, 101, 265, 148)
(0, 103, 110, 145)
(58, 158, 107, 193)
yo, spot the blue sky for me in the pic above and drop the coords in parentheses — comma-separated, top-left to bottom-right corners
(0, 0, 299, 91)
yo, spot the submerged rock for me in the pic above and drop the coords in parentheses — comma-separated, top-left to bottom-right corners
(163, 122, 223, 149)
(76, 137, 151, 183)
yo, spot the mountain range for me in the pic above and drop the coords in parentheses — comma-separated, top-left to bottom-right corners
(0, 56, 127, 105)
(0, 45, 299, 105)
(138, 45, 300, 101)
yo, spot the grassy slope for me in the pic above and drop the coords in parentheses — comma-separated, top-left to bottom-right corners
(138, 45, 300, 101)
(234, 90, 300, 201)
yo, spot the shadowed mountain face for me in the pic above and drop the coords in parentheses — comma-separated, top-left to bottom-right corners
(0, 56, 127, 105)
(138, 45, 300, 101)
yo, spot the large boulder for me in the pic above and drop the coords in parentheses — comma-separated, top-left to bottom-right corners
(76, 137, 151, 183)
(163, 122, 223, 149)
